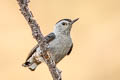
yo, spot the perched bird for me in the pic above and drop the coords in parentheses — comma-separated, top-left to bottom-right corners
(22, 18, 79, 71)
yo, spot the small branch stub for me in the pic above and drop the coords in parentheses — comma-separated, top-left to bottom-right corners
(17, 0, 62, 80)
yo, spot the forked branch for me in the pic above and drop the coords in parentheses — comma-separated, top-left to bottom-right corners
(17, 0, 62, 80)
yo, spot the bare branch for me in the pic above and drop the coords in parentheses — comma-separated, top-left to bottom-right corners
(17, 0, 62, 80)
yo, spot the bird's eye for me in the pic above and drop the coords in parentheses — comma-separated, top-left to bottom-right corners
(62, 22, 67, 26)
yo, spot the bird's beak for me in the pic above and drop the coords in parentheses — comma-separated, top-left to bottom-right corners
(71, 18, 79, 24)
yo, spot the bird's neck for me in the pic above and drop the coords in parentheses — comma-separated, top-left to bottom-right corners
(53, 28, 71, 35)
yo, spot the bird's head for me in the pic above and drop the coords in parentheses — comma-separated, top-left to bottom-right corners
(54, 18, 79, 35)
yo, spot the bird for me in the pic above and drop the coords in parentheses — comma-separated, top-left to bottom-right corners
(22, 18, 79, 71)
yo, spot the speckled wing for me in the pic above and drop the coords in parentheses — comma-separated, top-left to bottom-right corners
(26, 33, 56, 61)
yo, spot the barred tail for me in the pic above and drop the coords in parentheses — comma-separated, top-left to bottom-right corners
(28, 63, 38, 71)
(22, 61, 41, 71)
(22, 51, 43, 71)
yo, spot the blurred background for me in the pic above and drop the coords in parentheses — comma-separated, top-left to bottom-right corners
(0, 0, 120, 80)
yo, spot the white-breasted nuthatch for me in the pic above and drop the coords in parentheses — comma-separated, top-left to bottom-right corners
(22, 18, 79, 71)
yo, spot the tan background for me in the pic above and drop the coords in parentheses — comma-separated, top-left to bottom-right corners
(0, 0, 120, 80)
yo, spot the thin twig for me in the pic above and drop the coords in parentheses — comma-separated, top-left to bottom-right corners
(17, 0, 62, 80)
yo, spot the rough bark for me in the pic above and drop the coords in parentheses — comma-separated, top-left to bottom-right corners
(17, 0, 62, 80)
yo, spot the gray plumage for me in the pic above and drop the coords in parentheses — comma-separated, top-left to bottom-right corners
(25, 33, 56, 61)
(22, 18, 79, 71)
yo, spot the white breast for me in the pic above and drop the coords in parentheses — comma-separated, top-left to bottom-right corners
(49, 34, 72, 63)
